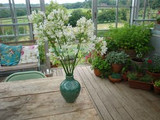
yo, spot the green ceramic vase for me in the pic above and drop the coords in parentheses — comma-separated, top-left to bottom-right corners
(60, 75, 81, 103)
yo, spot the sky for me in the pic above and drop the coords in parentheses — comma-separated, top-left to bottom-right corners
(0, 0, 85, 4)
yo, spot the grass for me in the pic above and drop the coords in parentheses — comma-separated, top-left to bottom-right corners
(97, 23, 125, 30)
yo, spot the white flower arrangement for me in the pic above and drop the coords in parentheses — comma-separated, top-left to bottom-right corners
(29, 9, 107, 75)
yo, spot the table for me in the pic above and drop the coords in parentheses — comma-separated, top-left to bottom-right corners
(0, 76, 100, 120)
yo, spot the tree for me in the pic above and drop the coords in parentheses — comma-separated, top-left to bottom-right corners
(69, 9, 91, 27)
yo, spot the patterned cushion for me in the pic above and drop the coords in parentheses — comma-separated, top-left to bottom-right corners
(0, 44, 22, 66)
(19, 45, 39, 64)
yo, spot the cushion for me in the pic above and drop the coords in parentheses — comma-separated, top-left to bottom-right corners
(19, 45, 39, 64)
(0, 44, 22, 66)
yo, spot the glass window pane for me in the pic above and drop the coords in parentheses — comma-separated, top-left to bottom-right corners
(17, 36, 30, 42)
(18, 25, 29, 35)
(0, 8, 12, 24)
(17, 16, 28, 23)
(98, 0, 116, 6)
(0, 26, 14, 35)
(97, 8, 116, 30)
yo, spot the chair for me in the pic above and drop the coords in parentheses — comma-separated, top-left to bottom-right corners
(5, 71, 46, 82)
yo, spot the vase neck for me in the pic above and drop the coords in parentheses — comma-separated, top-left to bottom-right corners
(66, 75, 74, 80)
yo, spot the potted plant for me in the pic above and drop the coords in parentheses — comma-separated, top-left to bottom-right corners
(105, 24, 153, 59)
(106, 51, 129, 73)
(145, 55, 160, 79)
(108, 73, 121, 83)
(91, 55, 111, 77)
(154, 80, 160, 94)
(128, 73, 153, 90)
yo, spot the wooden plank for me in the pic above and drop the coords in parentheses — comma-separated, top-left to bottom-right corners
(85, 66, 155, 120)
(0, 76, 84, 99)
(114, 82, 155, 120)
(31, 108, 100, 120)
(81, 66, 125, 120)
(76, 67, 113, 120)
(52, 66, 160, 120)
(0, 88, 96, 120)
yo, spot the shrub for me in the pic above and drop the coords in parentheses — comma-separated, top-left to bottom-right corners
(105, 24, 153, 57)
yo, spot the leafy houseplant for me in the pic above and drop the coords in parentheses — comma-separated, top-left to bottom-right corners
(106, 51, 129, 73)
(91, 55, 111, 77)
(29, 9, 107, 103)
(145, 55, 160, 79)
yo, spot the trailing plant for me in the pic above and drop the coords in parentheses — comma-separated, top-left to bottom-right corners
(106, 51, 129, 64)
(155, 80, 160, 87)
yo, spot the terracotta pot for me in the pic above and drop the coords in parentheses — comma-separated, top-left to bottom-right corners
(94, 69, 101, 77)
(146, 71, 160, 79)
(154, 85, 160, 94)
(112, 64, 123, 73)
(108, 75, 121, 83)
(125, 49, 136, 59)
(122, 72, 128, 81)
(128, 79, 152, 90)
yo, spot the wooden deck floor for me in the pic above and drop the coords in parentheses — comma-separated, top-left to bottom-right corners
(52, 65, 160, 120)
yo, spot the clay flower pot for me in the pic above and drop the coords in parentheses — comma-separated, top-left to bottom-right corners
(146, 71, 160, 79)
(108, 75, 121, 83)
(112, 64, 123, 73)
(128, 79, 152, 91)
(94, 68, 101, 77)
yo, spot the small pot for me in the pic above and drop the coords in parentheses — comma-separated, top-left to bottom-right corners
(94, 68, 101, 77)
(108, 75, 121, 83)
(112, 64, 123, 73)
(154, 85, 160, 94)
(146, 71, 160, 79)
